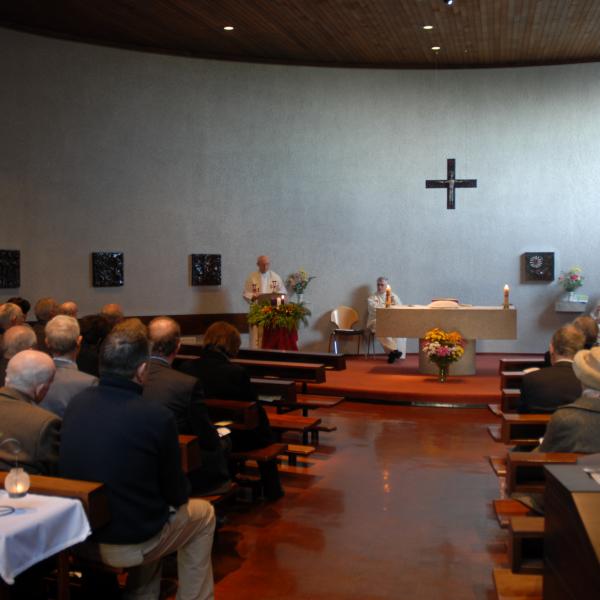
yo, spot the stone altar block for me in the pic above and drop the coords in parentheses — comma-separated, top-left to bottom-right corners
(376, 306, 517, 375)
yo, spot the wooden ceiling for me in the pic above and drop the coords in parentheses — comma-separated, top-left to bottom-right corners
(1, 0, 600, 69)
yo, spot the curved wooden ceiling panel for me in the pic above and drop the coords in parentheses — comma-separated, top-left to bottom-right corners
(1, 0, 600, 69)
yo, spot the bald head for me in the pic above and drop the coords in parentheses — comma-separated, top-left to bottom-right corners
(3, 325, 37, 359)
(148, 317, 181, 360)
(100, 303, 124, 328)
(257, 255, 271, 274)
(6, 350, 56, 402)
(0, 303, 25, 332)
(58, 301, 79, 318)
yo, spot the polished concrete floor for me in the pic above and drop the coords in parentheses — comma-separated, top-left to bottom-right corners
(212, 403, 506, 600)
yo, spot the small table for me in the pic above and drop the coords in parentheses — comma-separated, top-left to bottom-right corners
(0, 490, 91, 592)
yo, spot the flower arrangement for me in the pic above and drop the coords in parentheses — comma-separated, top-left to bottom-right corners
(247, 301, 311, 331)
(422, 328, 465, 367)
(286, 269, 315, 296)
(558, 266, 584, 292)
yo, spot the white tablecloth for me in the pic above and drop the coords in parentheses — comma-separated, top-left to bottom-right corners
(0, 490, 91, 584)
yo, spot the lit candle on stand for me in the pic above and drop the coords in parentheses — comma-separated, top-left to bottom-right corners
(385, 285, 392, 307)
(503, 284, 510, 309)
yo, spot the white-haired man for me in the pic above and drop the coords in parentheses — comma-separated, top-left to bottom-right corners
(40, 315, 98, 418)
(243, 255, 286, 348)
(367, 276, 407, 363)
(0, 350, 59, 474)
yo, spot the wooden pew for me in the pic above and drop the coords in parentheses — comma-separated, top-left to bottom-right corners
(230, 443, 288, 500)
(489, 388, 522, 416)
(268, 413, 322, 445)
(136, 313, 250, 335)
(498, 357, 545, 374)
(178, 434, 202, 474)
(508, 516, 544, 574)
(505, 451, 580, 495)
(501, 388, 521, 413)
(488, 414, 551, 447)
(0, 472, 109, 530)
(493, 498, 534, 529)
(252, 378, 343, 417)
(204, 398, 259, 429)
(251, 377, 298, 403)
(500, 371, 525, 391)
(239, 347, 346, 370)
(492, 568, 542, 599)
(231, 358, 326, 385)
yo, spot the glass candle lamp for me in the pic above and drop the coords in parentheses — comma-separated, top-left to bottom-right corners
(5, 467, 30, 499)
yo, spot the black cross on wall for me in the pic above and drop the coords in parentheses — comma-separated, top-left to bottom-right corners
(425, 158, 477, 209)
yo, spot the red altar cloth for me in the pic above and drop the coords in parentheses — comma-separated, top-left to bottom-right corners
(262, 327, 298, 351)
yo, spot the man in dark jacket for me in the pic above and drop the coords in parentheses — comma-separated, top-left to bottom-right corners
(519, 324, 584, 413)
(59, 320, 215, 600)
(144, 316, 231, 494)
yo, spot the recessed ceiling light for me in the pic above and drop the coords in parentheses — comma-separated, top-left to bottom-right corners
(423, 25, 434, 30)
(431, 46, 441, 51)
(223, 26, 234, 31)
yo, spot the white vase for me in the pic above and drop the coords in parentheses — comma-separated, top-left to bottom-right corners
(295, 293, 304, 304)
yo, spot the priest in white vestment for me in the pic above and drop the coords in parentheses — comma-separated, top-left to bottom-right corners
(367, 276, 407, 363)
(243, 255, 287, 348)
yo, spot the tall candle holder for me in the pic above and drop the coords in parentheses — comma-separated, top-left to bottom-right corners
(503, 284, 510, 309)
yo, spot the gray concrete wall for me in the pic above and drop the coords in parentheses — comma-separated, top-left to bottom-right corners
(1, 28, 599, 352)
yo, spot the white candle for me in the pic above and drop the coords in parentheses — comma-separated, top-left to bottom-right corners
(503, 284, 510, 308)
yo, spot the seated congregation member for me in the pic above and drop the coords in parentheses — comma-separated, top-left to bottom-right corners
(32, 296, 59, 353)
(100, 302, 125, 329)
(0, 301, 25, 334)
(76, 314, 111, 376)
(0, 350, 59, 474)
(6, 296, 31, 321)
(40, 315, 98, 418)
(179, 321, 284, 500)
(58, 300, 79, 318)
(518, 324, 584, 414)
(0, 324, 37, 386)
(60, 320, 216, 600)
(539, 346, 600, 453)
(143, 316, 231, 494)
(366, 276, 406, 363)
(573, 314, 599, 349)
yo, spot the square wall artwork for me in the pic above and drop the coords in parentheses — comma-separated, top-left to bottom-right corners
(523, 252, 554, 282)
(191, 254, 221, 286)
(92, 252, 124, 287)
(0, 250, 20, 288)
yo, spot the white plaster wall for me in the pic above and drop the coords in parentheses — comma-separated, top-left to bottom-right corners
(1, 28, 599, 352)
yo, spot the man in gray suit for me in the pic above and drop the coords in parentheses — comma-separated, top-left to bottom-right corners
(540, 346, 600, 453)
(40, 315, 98, 418)
(0, 349, 59, 474)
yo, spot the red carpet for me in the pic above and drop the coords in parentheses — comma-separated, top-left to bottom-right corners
(306, 353, 532, 406)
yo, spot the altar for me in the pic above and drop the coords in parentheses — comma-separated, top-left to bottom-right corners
(376, 306, 517, 375)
